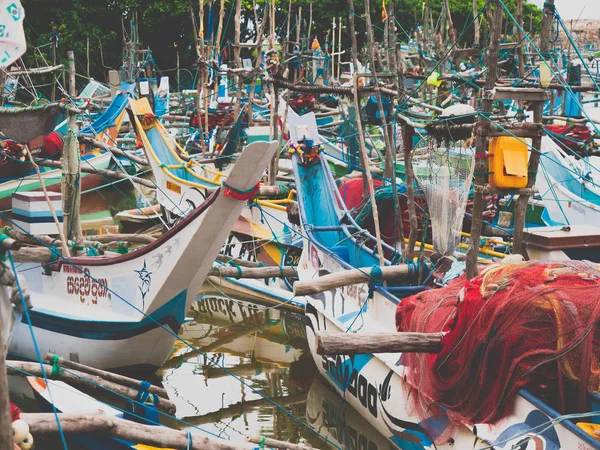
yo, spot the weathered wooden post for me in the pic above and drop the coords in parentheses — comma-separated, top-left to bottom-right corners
(0, 314, 11, 450)
(63, 50, 82, 246)
(512, 0, 556, 256)
(465, 1, 503, 279)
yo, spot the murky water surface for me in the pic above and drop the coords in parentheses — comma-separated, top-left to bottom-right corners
(161, 295, 395, 450)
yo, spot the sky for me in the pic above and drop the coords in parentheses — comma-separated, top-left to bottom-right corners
(530, 0, 600, 20)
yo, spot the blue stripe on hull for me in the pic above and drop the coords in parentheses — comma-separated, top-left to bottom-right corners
(22, 290, 188, 340)
(12, 207, 63, 218)
(13, 213, 62, 224)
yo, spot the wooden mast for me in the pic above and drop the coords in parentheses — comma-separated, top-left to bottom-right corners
(247, 4, 268, 127)
(346, 0, 368, 195)
(62, 50, 82, 246)
(512, 0, 555, 255)
(353, 72, 385, 266)
(516, 0, 525, 78)
(465, 0, 503, 279)
(0, 297, 11, 450)
(337, 16, 342, 79)
(363, 0, 395, 179)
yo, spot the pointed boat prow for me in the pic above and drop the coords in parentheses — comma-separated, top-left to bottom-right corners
(10, 140, 278, 370)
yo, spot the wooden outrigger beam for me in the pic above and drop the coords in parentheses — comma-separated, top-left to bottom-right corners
(294, 265, 413, 296)
(315, 331, 443, 355)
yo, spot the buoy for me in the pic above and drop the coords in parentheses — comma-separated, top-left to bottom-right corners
(18, 433, 34, 450)
(12, 419, 29, 444)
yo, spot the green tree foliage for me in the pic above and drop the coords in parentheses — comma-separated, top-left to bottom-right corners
(20, 0, 540, 90)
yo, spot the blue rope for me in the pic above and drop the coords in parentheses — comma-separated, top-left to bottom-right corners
(7, 251, 68, 449)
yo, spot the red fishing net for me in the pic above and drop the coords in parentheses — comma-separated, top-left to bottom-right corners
(395, 260, 600, 428)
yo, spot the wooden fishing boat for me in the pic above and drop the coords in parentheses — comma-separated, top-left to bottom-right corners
(129, 97, 300, 289)
(293, 151, 600, 449)
(26, 376, 162, 449)
(536, 135, 600, 225)
(0, 83, 135, 212)
(9, 140, 278, 371)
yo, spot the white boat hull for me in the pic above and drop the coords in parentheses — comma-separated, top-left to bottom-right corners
(302, 240, 600, 449)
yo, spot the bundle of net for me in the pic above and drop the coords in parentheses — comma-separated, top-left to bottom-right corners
(395, 259, 600, 439)
(414, 138, 474, 256)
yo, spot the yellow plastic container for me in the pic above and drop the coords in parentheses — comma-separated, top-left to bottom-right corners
(488, 136, 529, 189)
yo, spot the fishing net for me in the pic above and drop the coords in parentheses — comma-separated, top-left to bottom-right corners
(395, 260, 600, 437)
(0, 103, 60, 144)
(414, 139, 474, 256)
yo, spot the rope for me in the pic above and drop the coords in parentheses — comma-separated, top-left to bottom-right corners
(223, 181, 261, 200)
(7, 251, 68, 449)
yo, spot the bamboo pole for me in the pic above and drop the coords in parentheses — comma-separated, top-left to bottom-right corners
(352, 73, 385, 266)
(473, 0, 480, 49)
(293, 263, 412, 296)
(346, 0, 369, 195)
(36, 159, 155, 189)
(512, 0, 555, 256)
(268, 86, 279, 185)
(78, 136, 149, 166)
(363, 0, 395, 180)
(402, 125, 419, 258)
(233, 0, 242, 120)
(86, 36, 90, 78)
(7, 362, 176, 414)
(331, 18, 336, 80)
(247, 436, 317, 450)
(247, 4, 269, 127)
(337, 16, 342, 79)
(444, 0, 456, 45)
(43, 353, 168, 399)
(315, 331, 443, 355)
(22, 412, 249, 450)
(209, 265, 297, 279)
(0, 307, 11, 450)
(516, 0, 525, 78)
(466, 0, 503, 279)
(307, 1, 313, 44)
(24, 145, 70, 257)
(64, 50, 82, 246)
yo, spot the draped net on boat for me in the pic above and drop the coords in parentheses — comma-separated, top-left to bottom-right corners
(395, 260, 600, 433)
(414, 139, 474, 256)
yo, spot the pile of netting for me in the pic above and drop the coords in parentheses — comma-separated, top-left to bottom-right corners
(395, 260, 600, 432)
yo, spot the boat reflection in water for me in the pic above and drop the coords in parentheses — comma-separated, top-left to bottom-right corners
(160, 295, 399, 449)
(159, 295, 312, 444)
(305, 376, 399, 450)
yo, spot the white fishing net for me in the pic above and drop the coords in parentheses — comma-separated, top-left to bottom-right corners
(414, 140, 475, 256)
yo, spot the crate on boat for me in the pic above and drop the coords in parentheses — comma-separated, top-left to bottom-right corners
(12, 191, 63, 235)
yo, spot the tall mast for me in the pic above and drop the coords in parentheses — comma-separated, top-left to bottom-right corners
(62, 50, 82, 246)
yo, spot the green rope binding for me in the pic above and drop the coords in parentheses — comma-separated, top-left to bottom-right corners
(51, 355, 62, 377)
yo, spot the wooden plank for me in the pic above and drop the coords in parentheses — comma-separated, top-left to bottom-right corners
(209, 265, 297, 279)
(493, 87, 548, 102)
(8, 361, 176, 414)
(315, 331, 443, 355)
(43, 354, 168, 399)
(293, 265, 410, 296)
(22, 412, 249, 450)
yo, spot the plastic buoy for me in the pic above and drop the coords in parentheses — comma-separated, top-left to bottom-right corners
(18, 433, 34, 450)
(12, 419, 29, 444)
